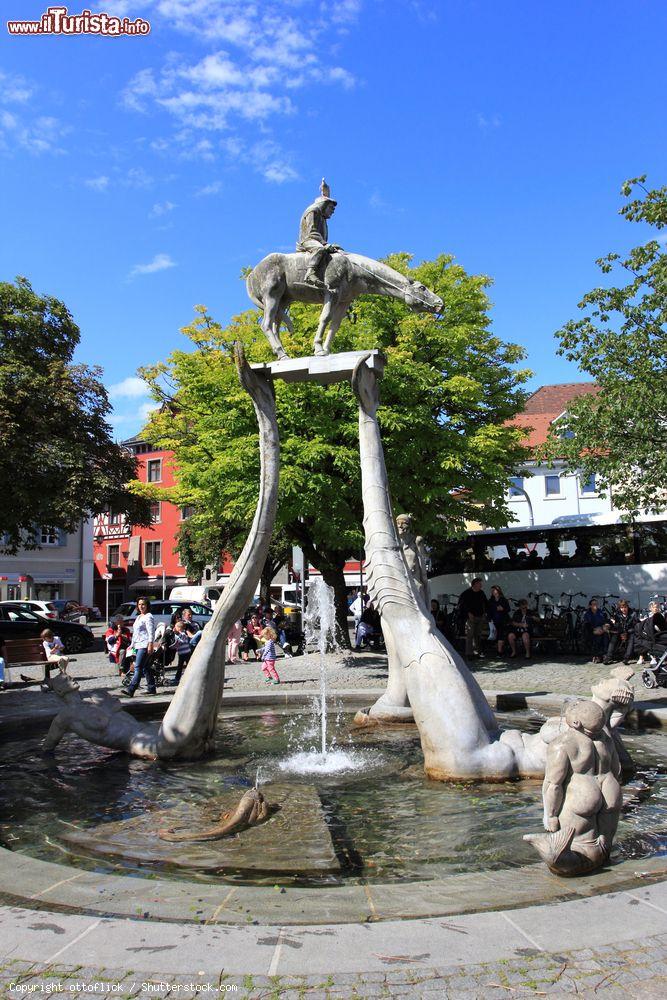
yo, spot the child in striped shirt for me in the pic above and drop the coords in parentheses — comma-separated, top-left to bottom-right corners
(260, 627, 280, 684)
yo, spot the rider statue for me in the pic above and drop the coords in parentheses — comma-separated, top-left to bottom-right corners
(297, 178, 343, 287)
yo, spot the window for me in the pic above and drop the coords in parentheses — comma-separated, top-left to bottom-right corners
(180, 504, 195, 520)
(40, 528, 58, 545)
(580, 474, 597, 495)
(107, 544, 120, 568)
(144, 541, 162, 567)
(508, 477, 524, 498)
(545, 475, 561, 497)
(150, 501, 162, 524)
(109, 509, 122, 525)
(146, 459, 162, 483)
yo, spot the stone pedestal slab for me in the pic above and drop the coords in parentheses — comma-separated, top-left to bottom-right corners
(250, 350, 385, 385)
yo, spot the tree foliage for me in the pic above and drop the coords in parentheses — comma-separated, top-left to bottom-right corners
(140, 253, 530, 637)
(0, 276, 151, 551)
(542, 178, 667, 514)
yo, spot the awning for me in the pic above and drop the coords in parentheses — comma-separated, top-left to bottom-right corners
(128, 576, 188, 592)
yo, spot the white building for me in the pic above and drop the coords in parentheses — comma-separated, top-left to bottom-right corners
(0, 522, 94, 605)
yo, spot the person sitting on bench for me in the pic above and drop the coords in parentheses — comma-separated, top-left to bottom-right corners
(41, 629, 69, 678)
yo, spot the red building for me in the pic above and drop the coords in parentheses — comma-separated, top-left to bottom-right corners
(93, 435, 193, 612)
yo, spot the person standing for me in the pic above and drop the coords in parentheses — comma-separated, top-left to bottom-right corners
(227, 619, 242, 664)
(0, 633, 7, 689)
(171, 620, 194, 685)
(121, 597, 156, 697)
(487, 585, 511, 656)
(458, 579, 488, 658)
(259, 627, 280, 684)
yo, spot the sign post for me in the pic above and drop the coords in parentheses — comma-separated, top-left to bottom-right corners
(101, 572, 113, 625)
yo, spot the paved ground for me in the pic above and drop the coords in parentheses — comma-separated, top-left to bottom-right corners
(2, 632, 667, 997)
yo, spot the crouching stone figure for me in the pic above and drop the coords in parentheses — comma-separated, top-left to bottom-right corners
(523, 700, 622, 877)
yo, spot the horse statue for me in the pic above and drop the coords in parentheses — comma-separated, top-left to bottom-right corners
(245, 180, 443, 359)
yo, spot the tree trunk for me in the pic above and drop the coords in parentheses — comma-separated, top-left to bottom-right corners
(259, 556, 274, 607)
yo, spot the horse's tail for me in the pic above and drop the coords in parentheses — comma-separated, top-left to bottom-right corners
(245, 267, 264, 310)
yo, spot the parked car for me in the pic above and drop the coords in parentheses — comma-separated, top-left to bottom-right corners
(0, 599, 59, 620)
(0, 605, 95, 653)
(52, 599, 102, 622)
(114, 600, 214, 629)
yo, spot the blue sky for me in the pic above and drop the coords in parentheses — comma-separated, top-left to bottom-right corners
(2, 0, 666, 435)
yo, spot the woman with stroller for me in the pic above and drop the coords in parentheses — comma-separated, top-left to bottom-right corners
(604, 599, 637, 665)
(121, 597, 156, 697)
(635, 600, 667, 665)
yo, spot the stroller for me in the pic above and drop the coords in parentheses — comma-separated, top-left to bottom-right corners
(637, 618, 667, 689)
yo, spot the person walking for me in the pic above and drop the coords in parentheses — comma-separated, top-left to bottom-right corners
(121, 597, 157, 697)
(40, 629, 69, 678)
(458, 579, 488, 658)
(259, 627, 280, 684)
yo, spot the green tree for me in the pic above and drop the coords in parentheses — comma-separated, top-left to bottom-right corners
(543, 178, 667, 514)
(0, 276, 151, 551)
(141, 253, 530, 641)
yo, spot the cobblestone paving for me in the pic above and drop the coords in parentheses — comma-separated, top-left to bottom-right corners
(2, 634, 664, 717)
(3, 933, 667, 997)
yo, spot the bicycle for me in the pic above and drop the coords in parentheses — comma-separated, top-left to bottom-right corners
(557, 592, 588, 653)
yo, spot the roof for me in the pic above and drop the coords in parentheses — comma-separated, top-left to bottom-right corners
(509, 382, 599, 448)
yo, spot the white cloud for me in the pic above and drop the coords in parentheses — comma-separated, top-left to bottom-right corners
(119, 2, 361, 182)
(477, 113, 502, 130)
(195, 180, 222, 196)
(0, 111, 70, 155)
(128, 253, 176, 278)
(85, 175, 110, 192)
(150, 200, 176, 217)
(0, 69, 34, 105)
(109, 376, 148, 399)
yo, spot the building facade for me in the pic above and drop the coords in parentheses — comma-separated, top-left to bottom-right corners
(93, 436, 191, 613)
(0, 522, 94, 605)
(503, 383, 611, 528)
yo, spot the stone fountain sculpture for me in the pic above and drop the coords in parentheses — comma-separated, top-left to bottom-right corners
(42, 345, 280, 762)
(523, 700, 622, 876)
(351, 356, 557, 780)
(246, 179, 443, 359)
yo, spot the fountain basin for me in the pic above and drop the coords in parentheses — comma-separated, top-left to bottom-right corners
(1, 707, 666, 894)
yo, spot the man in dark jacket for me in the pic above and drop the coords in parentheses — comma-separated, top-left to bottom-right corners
(458, 578, 488, 658)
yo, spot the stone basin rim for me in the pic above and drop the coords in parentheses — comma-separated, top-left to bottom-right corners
(1, 846, 665, 926)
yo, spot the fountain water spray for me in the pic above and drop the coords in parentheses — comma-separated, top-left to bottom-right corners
(304, 577, 338, 757)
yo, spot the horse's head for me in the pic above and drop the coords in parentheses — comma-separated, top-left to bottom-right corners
(404, 280, 443, 315)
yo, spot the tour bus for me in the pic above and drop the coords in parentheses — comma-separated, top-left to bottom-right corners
(428, 512, 667, 613)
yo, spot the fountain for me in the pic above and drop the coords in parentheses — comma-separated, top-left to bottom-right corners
(5, 178, 665, 896)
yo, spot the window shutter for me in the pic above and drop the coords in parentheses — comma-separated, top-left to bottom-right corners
(57, 529, 68, 546)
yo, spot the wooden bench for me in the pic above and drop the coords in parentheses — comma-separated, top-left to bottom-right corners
(4, 639, 46, 686)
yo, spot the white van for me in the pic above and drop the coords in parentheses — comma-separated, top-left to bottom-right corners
(169, 585, 222, 608)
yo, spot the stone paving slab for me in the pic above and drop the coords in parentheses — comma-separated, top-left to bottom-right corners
(2, 889, 667, 993)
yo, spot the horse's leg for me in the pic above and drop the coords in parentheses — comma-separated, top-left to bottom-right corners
(321, 301, 350, 355)
(313, 293, 339, 356)
(262, 294, 288, 360)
